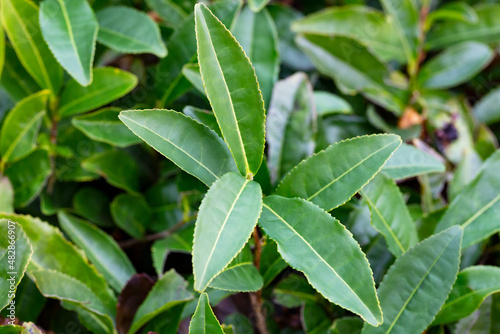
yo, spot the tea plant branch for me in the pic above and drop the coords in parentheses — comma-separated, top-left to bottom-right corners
(250, 226, 269, 334)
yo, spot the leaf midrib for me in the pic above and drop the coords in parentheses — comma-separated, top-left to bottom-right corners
(2, 109, 45, 162)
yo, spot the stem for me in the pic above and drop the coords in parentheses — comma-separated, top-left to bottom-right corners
(250, 227, 269, 334)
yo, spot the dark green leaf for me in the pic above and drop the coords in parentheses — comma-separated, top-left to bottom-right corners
(111, 193, 151, 239)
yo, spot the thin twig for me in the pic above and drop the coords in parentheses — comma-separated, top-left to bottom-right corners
(250, 227, 269, 334)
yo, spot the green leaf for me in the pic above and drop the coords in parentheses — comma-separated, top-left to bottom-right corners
(82, 150, 140, 193)
(96, 6, 167, 57)
(152, 224, 194, 276)
(189, 293, 224, 334)
(30, 269, 115, 332)
(231, 5, 279, 107)
(0, 0, 62, 92)
(291, 5, 406, 63)
(417, 42, 493, 90)
(0, 90, 49, 163)
(183, 106, 221, 136)
(329, 317, 363, 334)
(273, 275, 316, 308)
(0, 44, 40, 102)
(193, 172, 262, 292)
(434, 266, 500, 325)
(0, 220, 32, 311)
(314, 91, 352, 116)
(128, 270, 193, 334)
(382, 143, 445, 180)
(379, 0, 419, 65)
(259, 195, 382, 326)
(0, 326, 23, 334)
(426, 2, 478, 27)
(0, 177, 13, 213)
(73, 187, 113, 227)
(362, 226, 463, 334)
(454, 294, 493, 334)
(0, 213, 117, 316)
(58, 211, 136, 292)
(39, 0, 98, 86)
(111, 193, 151, 239)
(195, 3, 266, 177)
(475, 87, 500, 125)
(145, 0, 188, 28)
(72, 107, 142, 147)
(275, 134, 401, 212)
(58, 67, 137, 118)
(4, 150, 51, 207)
(0, 24, 4, 78)
(448, 149, 482, 201)
(209, 252, 263, 293)
(267, 72, 316, 184)
(302, 302, 331, 334)
(426, 4, 500, 49)
(296, 35, 405, 115)
(259, 240, 287, 287)
(248, 0, 270, 13)
(182, 63, 206, 96)
(360, 173, 418, 257)
(120, 109, 238, 187)
(436, 150, 500, 249)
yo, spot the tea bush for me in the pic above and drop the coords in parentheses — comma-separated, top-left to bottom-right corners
(0, 0, 500, 333)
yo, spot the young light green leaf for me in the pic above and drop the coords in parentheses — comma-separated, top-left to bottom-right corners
(0, 177, 13, 213)
(111, 193, 151, 239)
(189, 293, 224, 334)
(82, 150, 140, 193)
(382, 143, 445, 180)
(362, 226, 463, 334)
(0, 220, 32, 311)
(231, 5, 279, 107)
(58, 211, 136, 292)
(39, 0, 98, 86)
(379, 0, 419, 65)
(475, 87, 500, 125)
(72, 108, 142, 147)
(248, 0, 270, 13)
(426, 4, 500, 49)
(426, 2, 478, 27)
(360, 173, 418, 257)
(1, 0, 62, 92)
(4, 150, 51, 207)
(119, 109, 238, 187)
(259, 195, 382, 325)
(96, 6, 167, 57)
(193, 173, 262, 292)
(128, 270, 193, 334)
(436, 149, 500, 248)
(0, 90, 49, 163)
(30, 269, 115, 332)
(276, 134, 401, 212)
(296, 35, 405, 115)
(195, 3, 266, 177)
(0, 213, 117, 316)
(434, 266, 500, 325)
(314, 91, 352, 116)
(292, 5, 405, 63)
(267, 72, 316, 183)
(209, 255, 263, 293)
(417, 42, 493, 90)
(58, 67, 137, 118)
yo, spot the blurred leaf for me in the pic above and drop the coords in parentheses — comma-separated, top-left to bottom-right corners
(267, 72, 316, 183)
(275, 134, 401, 212)
(314, 91, 352, 116)
(454, 294, 492, 334)
(273, 275, 316, 308)
(182, 63, 205, 96)
(4, 150, 51, 207)
(0, 177, 13, 213)
(1, 0, 62, 92)
(145, 0, 188, 28)
(475, 87, 500, 125)
(360, 173, 418, 257)
(0, 90, 49, 163)
(0, 220, 32, 311)
(39, 0, 98, 86)
(195, 3, 265, 177)
(189, 293, 224, 334)
(58, 67, 137, 118)
(436, 150, 500, 248)
(193, 173, 262, 292)
(302, 302, 330, 334)
(73, 187, 113, 227)
(111, 193, 151, 239)
(82, 150, 140, 193)
(329, 317, 363, 334)
(120, 109, 237, 186)
(128, 270, 193, 334)
(182, 106, 221, 136)
(151, 224, 194, 276)
(362, 226, 463, 334)
(382, 143, 445, 180)
(232, 5, 279, 107)
(426, 2, 478, 27)
(248, 0, 270, 13)
(73, 107, 142, 147)
(449, 149, 482, 201)
(0, 44, 40, 101)
(434, 266, 500, 325)
(96, 6, 166, 57)
(58, 211, 136, 292)
(259, 240, 287, 287)
(418, 42, 493, 90)
(260, 195, 382, 326)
